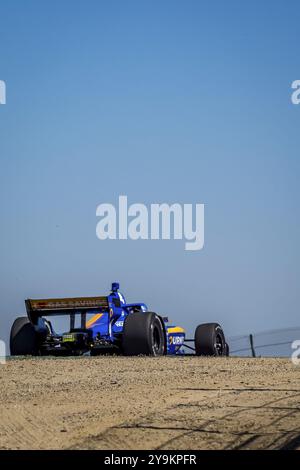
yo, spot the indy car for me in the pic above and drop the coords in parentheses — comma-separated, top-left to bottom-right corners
(10, 283, 229, 357)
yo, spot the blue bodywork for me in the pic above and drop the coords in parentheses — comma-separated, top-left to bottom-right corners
(27, 282, 186, 355)
(87, 282, 185, 355)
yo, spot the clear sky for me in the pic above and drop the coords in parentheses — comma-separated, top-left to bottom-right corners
(0, 0, 299, 348)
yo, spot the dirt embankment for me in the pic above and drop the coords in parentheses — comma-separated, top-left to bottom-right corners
(0, 356, 299, 450)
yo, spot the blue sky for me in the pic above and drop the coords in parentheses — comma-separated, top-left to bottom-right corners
(0, 1, 299, 346)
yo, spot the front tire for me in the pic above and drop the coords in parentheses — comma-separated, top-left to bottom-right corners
(10, 317, 39, 356)
(122, 312, 165, 356)
(195, 323, 226, 356)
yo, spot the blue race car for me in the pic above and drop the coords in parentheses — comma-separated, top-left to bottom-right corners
(10, 282, 228, 357)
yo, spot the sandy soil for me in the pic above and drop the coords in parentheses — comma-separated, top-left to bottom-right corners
(0, 356, 299, 450)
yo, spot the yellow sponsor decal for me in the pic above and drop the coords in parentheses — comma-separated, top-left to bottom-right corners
(62, 334, 75, 342)
(167, 327, 185, 334)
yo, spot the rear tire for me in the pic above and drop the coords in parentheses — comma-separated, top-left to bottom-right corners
(195, 323, 226, 356)
(123, 312, 165, 356)
(10, 317, 39, 356)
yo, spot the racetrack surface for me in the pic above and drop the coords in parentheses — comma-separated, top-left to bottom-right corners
(0, 357, 299, 450)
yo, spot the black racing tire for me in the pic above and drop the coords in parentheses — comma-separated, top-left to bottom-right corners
(225, 342, 230, 356)
(194, 323, 226, 356)
(10, 317, 39, 356)
(122, 312, 165, 356)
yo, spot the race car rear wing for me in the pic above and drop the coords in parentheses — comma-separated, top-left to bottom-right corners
(25, 296, 109, 328)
